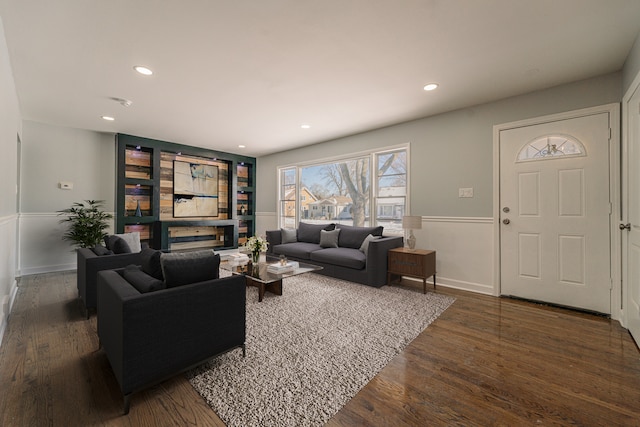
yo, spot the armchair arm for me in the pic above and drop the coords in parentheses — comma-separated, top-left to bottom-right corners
(366, 236, 404, 287)
(96, 270, 140, 383)
(78, 249, 143, 311)
(265, 229, 282, 254)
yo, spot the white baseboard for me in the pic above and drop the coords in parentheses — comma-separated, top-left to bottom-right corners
(0, 279, 18, 349)
(403, 276, 494, 295)
(19, 263, 76, 277)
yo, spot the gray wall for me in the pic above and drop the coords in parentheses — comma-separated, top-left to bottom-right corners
(623, 30, 640, 95)
(0, 15, 20, 345)
(19, 121, 116, 275)
(21, 121, 116, 213)
(0, 17, 19, 217)
(257, 72, 622, 218)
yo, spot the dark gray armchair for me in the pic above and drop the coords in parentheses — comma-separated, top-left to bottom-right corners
(77, 247, 143, 318)
(97, 269, 246, 414)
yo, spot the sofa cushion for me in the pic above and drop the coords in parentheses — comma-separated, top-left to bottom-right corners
(359, 234, 380, 257)
(140, 248, 163, 280)
(105, 232, 142, 253)
(111, 236, 132, 254)
(297, 222, 335, 244)
(123, 264, 166, 293)
(336, 224, 384, 249)
(281, 228, 298, 244)
(310, 248, 366, 270)
(160, 250, 220, 288)
(319, 229, 340, 248)
(272, 242, 322, 260)
(91, 244, 113, 256)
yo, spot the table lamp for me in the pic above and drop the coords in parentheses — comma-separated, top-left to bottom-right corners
(402, 215, 422, 250)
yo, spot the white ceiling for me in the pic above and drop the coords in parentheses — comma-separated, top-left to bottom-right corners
(1, 0, 639, 157)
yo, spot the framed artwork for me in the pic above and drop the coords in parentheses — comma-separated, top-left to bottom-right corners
(173, 160, 219, 217)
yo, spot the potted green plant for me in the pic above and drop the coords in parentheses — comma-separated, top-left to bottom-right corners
(57, 200, 113, 248)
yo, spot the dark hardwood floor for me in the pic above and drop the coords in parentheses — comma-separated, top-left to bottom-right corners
(1, 271, 639, 426)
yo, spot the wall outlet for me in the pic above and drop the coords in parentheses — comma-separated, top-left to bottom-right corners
(59, 181, 73, 190)
(458, 187, 474, 198)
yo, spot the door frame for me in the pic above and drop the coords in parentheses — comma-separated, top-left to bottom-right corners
(492, 103, 621, 320)
(621, 71, 640, 330)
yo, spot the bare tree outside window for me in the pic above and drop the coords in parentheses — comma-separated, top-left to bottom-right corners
(338, 158, 370, 226)
(279, 147, 408, 233)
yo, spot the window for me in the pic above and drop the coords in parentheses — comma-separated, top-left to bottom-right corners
(517, 135, 586, 162)
(279, 167, 297, 228)
(278, 145, 408, 233)
(374, 149, 407, 234)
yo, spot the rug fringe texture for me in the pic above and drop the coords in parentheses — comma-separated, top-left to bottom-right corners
(188, 272, 455, 427)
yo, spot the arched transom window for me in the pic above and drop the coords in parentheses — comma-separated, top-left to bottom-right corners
(517, 135, 586, 162)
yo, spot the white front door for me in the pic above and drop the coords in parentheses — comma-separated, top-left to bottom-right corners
(624, 84, 640, 344)
(499, 112, 612, 314)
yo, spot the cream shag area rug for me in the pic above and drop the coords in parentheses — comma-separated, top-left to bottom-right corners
(187, 272, 454, 427)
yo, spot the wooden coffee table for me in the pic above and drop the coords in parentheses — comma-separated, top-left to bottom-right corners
(222, 256, 322, 302)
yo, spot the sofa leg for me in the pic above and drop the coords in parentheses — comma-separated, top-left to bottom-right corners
(123, 393, 132, 415)
(82, 303, 89, 320)
(242, 344, 246, 358)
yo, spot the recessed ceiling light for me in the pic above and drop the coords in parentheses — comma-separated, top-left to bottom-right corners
(238, 145, 246, 149)
(134, 65, 153, 76)
(301, 124, 311, 129)
(423, 83, 439, 91)
(101, 115, 115, 121)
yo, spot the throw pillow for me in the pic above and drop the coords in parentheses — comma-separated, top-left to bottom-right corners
(319, 229, 340, 248)
(111, 236, 132, 254)
(281, 228, 298, 244)
(91, 245, 113, 256)
(104, 231, 142, 253)
(160, 249, 220, 288)
(116, 232, 142, 253)
(297, 222, 335, 244)
(359, 234, 380, 257)
(123, 264, 166, 293)
(140, 247, 164, 280)
(336, 224, 384, 249)
(104, 232, 142, 253)
(104, 234, 116, 250)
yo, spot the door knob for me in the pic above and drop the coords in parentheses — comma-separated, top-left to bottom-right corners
(503, 219, 510, 225)
(620, 223, 631, 231)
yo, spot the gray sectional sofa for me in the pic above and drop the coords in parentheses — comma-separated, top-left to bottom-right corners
(266, 222, 403, 287)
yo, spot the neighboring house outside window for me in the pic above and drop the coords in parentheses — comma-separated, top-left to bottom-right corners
(278, 145, 409, 234)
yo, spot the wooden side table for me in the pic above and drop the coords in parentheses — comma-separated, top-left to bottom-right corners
(387, 248, 436, 294)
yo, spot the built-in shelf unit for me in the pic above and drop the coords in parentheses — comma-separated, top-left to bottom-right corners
(116, 134, 256, 252)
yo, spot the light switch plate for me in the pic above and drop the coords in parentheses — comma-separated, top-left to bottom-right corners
(59, 181, 73, 190)
(458, 187, 473, 198)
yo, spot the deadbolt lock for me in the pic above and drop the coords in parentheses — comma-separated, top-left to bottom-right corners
(502, 207, 510, 213)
